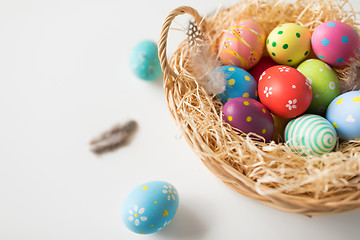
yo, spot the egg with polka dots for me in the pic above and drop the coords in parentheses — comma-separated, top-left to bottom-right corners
(266, 23, 311, 66)
(214, 66, 258, 104)
(297, 59, 340, 115)
(122, 181, 179, 234)
(312, 21, 360, 66)
(223, 97, 274, 141)
(258, 65, 312, 119)
(326, 91, 360, 140)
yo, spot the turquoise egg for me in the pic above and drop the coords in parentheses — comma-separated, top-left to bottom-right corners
(122, 181, 179, 234)
(326, 91, 360, 140)
(214, 66, 258, 104)
(130, 40, 162, 81)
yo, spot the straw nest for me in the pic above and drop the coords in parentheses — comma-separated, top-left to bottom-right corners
(158, 0, 360, 216)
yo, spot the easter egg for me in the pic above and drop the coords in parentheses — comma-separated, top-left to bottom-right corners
(223, 97, 274, 141)
(214, 66, 258, 104)
(297, 59, 340, 115)
(219, 19, 266, 70)
(311, 21, 360, 66)
(284, 114, 337, 156)
(130, 40, 162, 81)
(248, 56, 277, 82)
(122, 181, 179, 234)
(266, 23, 311, 66)
(272, 114, 291, 142)
(326, 91, 360, 140)
(258, 65, 312, 118)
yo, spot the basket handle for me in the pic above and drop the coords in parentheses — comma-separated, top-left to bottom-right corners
(158, 6, 205, 80)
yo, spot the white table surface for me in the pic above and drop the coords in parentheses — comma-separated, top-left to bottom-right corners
(1, 0, 360, 239)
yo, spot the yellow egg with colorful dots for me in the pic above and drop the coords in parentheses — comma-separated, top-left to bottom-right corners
(266, 23, 311, 66)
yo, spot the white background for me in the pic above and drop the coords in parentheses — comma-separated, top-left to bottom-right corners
(1, 0, 360, 239)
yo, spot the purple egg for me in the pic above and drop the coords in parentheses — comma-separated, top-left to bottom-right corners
(223, 97, 274, 141)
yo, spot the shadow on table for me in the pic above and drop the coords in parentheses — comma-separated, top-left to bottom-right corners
(156, 204, 207, 239)
(150, 72, 165, 88)
(311, 208, 360, 238)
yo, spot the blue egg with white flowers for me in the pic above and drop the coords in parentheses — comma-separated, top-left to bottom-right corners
(214, 66, 258, 104)
(130, 40, 162, 81)
(122, 181, 179, 234)
(326, 90, 360, 140)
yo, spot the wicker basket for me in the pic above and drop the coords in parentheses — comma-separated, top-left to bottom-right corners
(158, 0, 360, 216)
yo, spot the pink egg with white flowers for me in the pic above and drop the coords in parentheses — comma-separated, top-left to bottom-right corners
(311, 21, 360, 66)
(219, 20, 266, 70)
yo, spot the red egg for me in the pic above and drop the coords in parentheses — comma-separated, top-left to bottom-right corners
(248, 56, 277, 82)
(258, 65, 312, 118)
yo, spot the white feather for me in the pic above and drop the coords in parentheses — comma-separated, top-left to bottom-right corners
(190, 44, 226, 95)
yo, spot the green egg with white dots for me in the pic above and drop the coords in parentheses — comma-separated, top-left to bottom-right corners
(266, 23, 311, 66)
(297, 59, 340, 115)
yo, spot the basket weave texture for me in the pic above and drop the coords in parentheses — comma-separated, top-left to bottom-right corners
(158, 0, 360, 216)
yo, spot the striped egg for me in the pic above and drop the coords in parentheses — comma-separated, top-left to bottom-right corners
(284, 114, 337, 156)
(219, 20, 266, 70)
